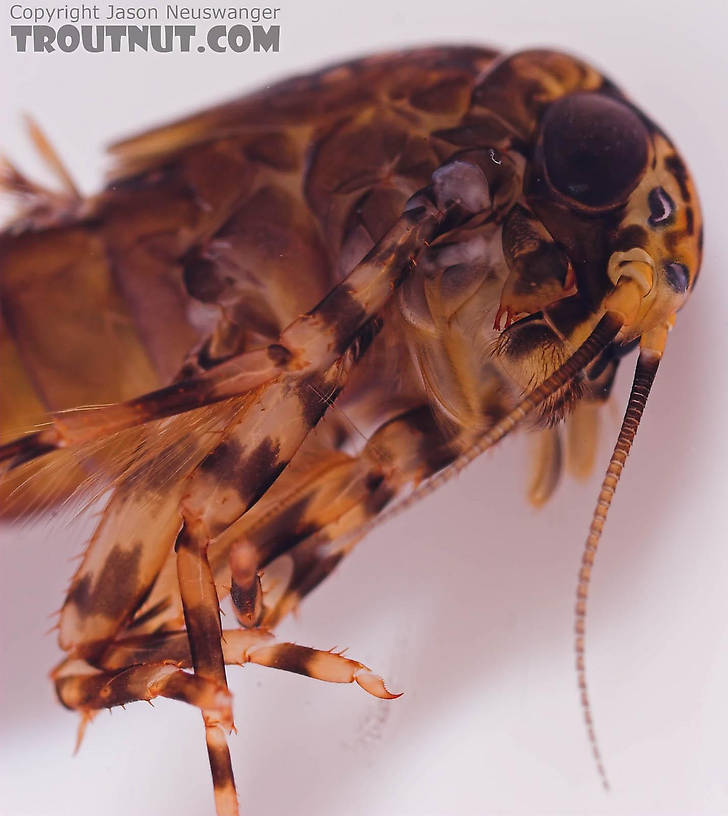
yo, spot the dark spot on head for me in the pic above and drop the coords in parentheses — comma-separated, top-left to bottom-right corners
(647, 186, 675, 227)
(611, 224, 649, 253)
(665, 154, 691, 202)
(664, 229, 682, 255)
(664, 262, 690, 293)
(685, 206, 695, 236)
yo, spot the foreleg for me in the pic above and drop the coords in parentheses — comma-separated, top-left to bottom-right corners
(1, 153, 495, 472)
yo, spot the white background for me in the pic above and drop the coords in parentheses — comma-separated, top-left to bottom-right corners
(2, 1, 728, 815)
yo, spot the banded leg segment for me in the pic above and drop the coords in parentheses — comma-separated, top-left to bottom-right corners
(175, 521, 238, 816)
(0, 152, 494, 477)
(121, 402, 461, 641)
(52, 627, 399, 763)
(54, 660, 232, 726)
(207, 404, 461, 627)
(74, 628, 400, 699)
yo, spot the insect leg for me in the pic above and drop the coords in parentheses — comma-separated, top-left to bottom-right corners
(53, 659, 233, 729)
(58, 400, 247, 657)
(175, 519, 238, 816)
(495, 202, 575, 330)
(525, 340, 623, 505)
(106, 349, 373, 642)
(180, 405, 452, 730)
(563, 345, 624, 481)
(83, 629, 399, 699)
(209, 404, 460, 629)
(521, 349, 617, 504)
(565, 399, 601, 480)
(527, 426, 563, 507)
(1, 152, 494, 473)
(180, 346, 360, 543)
(229, 540, 263, 628)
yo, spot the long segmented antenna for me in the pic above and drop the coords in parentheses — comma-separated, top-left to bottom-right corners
(575, 345, 662, 790)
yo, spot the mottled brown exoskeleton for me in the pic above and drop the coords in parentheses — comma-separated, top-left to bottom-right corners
(0, 46, 702, 814)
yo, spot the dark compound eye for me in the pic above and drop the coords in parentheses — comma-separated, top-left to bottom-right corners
(647, 186, 675, 226)
(541, 92, 649, 209)
(664, 262, 690, 293)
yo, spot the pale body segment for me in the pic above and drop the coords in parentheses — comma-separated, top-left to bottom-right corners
(0, 46, 702, 813)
